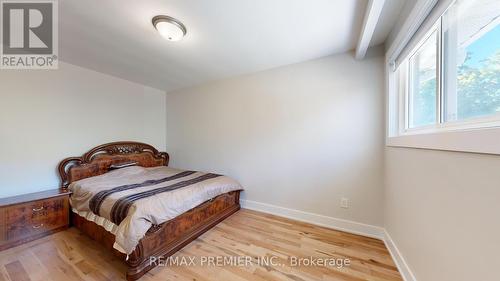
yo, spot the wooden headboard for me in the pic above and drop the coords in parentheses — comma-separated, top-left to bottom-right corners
(58, 141, 169, 189)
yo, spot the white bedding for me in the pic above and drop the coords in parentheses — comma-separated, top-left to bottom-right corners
(69, 166, 243, 254)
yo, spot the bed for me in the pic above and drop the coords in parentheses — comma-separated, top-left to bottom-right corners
(58, 141, 242, 280)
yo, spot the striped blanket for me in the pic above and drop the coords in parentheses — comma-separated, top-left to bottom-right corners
(69, 166, 243, 254)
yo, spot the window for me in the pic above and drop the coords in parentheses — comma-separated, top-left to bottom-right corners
(408, 30, 438, 128)
(396, 0, 500, 132)
(442, 0, 500, 122)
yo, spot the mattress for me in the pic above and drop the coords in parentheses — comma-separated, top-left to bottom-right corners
(69, 165, 243, 254)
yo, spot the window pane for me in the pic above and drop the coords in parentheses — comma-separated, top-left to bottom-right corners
(443, 0, 500, 122)
(408, 31, 438, 128)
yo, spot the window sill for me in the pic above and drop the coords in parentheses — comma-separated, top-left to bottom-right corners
(386, 127, 500, 155)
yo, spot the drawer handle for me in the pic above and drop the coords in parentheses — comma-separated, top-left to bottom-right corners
(32, 224, 44, 229)
(32, 206, 44, 212)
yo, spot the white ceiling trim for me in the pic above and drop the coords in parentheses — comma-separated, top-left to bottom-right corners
(355, 0, 386, 59)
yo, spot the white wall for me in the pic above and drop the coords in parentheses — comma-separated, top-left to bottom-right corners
(166, 49, 386, 226)
(384, 148, 500, 281)
(0, 62, 166, 198)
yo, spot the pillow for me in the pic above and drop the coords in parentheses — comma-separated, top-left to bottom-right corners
(109, 161, 138, 170)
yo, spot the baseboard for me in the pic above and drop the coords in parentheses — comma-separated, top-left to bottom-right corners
(383, 230, 417, 281)
(240, 199, 385, 240)
(240, 199, 416, 281)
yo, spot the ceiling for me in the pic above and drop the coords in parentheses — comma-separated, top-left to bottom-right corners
(371, 0, 408, 46)
(59, 0, 407, 92)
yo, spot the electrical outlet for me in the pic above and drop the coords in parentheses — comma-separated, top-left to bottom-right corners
(340, 198, 349, 209)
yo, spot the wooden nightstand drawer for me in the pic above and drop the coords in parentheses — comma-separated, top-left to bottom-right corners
(0, 189, 70, 251)
(6, 215, 67, 241)
(5, 197, 67, 224)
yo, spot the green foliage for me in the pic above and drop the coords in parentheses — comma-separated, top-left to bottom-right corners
(413, 74, 436, 126)
(416, 50, 500, 123)
(456, 50, 500, 119)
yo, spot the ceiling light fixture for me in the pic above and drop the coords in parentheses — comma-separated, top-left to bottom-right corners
(152, 15, 187, 42)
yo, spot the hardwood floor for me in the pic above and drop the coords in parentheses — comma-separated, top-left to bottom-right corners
(0, 209, 402, 281)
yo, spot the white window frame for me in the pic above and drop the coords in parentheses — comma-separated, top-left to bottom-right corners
(386, 0, 500, 155)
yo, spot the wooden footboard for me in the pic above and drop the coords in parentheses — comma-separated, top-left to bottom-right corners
(71, 190, 240, 280)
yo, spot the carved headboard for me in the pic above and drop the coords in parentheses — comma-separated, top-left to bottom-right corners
(58, 141, 169, 189)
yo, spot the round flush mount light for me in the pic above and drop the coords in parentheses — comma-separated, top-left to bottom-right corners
(152, 15, 187, 42)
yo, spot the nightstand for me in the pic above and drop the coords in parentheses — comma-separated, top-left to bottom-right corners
(0, 189, 71, 250)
